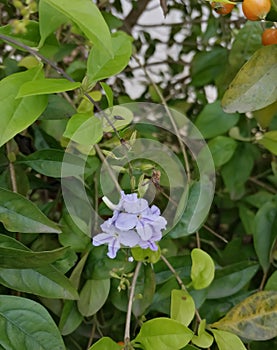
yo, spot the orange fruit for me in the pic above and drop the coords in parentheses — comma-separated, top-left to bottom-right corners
(262, 28, 277, 45)
(242, 0, 271, 20)
(211, 2, 235, 15)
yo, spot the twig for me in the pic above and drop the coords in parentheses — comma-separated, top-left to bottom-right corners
(94, 144, 122, 194)
(203, 224, 228, 244)
(249, 177, 277, 194)
(133, 55, 191, 184)
(259, 270, 268, 291)
(161, 255, 201, 322)
(124, 261, 142, 348)
(6, 142, 17, 193)
(196, 231, 201, 249)
(86, 317, 97, 350)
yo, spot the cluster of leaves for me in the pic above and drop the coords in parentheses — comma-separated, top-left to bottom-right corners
(0, 0, 276, 350)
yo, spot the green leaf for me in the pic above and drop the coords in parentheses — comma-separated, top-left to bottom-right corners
(17, 79, 81, 98)
(211, 291, 277, 341)
(191, 47, 228, 87)
(17, 149, 85, 178)
(170, 289, 195, 326)
(131, 246, 161, 264)
(44, 0, 113, 56)
(208, 136, 237, 168)
(239, 204, 256, 235)
(39, 0, 68, 47)
(265, 271, 277, 291)
(101, 105, 133, 133)
(59, 212, 91, 252)
(100, 82, 114, 107)
(192, 319, 214, 348)
(191, 248, 215, 290)
(0, 187, 61, 233)
(87, 31, 132, 83)
(195, 101, 239, 139)
(59, 300, 83, 336)
(206, 262, 259, 299)
(0, 295, 66, 349)
(40, 94, 76, 120)
(0, 266, 79, 299)
(0, 66, 48, 147)
(229, 22, 263, 70)
(63, 113, 103, 146)
(0, 246, 72, 270)
(78, 279, 110, 317)
(258, 131, 277, 155)
(222, 45, 277, 113)
(135, 317, 194, 350)
(211, 329, 247, 350)
(253, 200, 277, 272)
(169, 179, 214, 238)
(89, 337, 121, 350)
(132, 264, 156, 317)
(221, 143, 256, 200)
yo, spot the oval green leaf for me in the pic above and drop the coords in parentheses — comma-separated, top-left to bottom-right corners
(0, 295, 66, 349)
(87, 31, 132, 84)
(44, 0, 113, 56)
(89, 337, 121, 350)
(195, 101, 239, 139)
(258, 131, 277, 156)
(135, 317, 194, 350)
(17, 79, 81, 98)
(0, 66, 47, 147)
(63, 113, 103, 146)
(211, 291, 277, 341)
(78, 279, 110, 317)
(0, 187, 61, 233)
(170, 289, 195, 326)
(253, 200, 277, 272)
(211, 329, 247, 350)
(191, 248, 215, 290)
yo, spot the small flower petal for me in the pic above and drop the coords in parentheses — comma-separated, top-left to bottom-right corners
(115, 212, 137, 230)
(119, 230, 140, 247)
(93, 233, 113, 246)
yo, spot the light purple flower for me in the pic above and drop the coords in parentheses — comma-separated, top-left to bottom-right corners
(93, 222, 140, 259)
(92, 191, 167, 259)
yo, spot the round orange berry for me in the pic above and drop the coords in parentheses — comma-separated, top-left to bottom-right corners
(262, 28, 277, 45)
(242, 0, 271, 20)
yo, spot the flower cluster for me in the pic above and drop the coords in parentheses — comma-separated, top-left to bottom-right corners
(92, 191, 167, 259)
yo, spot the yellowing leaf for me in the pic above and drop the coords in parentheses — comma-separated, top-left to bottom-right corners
(222, 46, 277, 113)
(211, 291, 277, 340)
(190, 248, 215, 289)
(211, 329, 247, 350)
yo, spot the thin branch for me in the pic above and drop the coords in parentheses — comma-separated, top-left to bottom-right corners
(121, 0, 151, 33)
(134, 56, 191, 183)
(249, 177, 277, 194)
(86, 317, 97, 350)
(94, 144, 122, 193)
(161, 255, 201, 323)
(124, 261, 142, 348)
(203, 224, 228, 244)
(6, 142, 17, 193)
(160, 255, 185, 289)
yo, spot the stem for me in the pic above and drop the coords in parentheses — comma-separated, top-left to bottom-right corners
(133, 55, 191, 184)
(203, 224, 228, 244)
(124, 261, 142, 347)
(6, 142, 18, 193)
(86, 317, 97, 350)
(94, 144, 122, 193)
(160, 255, 185, 290)
(161, 255, 202, 322)
(259, 270, 268, 291)
(249, 176, 277, 194)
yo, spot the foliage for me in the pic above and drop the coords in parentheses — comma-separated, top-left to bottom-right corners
(0, 0, 276, 349)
